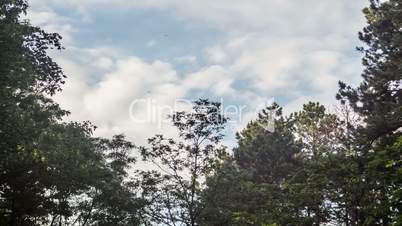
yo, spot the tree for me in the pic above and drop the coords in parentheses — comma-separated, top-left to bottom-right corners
(234, 104, 299, 185)
(0, 1, 68, 224)
(139, 99, 228, 226)
(73, 135, 145, 226)
(337, 0, 402, 141)
(288, 102, 341, 225)
(337, 0, 402, 224)
(200, 104, 305, 226)
(0, 1, 146, 225)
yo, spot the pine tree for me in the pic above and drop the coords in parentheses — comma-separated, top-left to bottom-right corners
(337, 0, 402, 224)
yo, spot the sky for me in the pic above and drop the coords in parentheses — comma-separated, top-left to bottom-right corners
(28, 0, 367, 147)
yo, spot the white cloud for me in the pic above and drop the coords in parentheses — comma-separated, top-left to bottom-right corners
(92, 57, 114, 70)
(53, 48, 237, 144)
(200, 33, 362, 99)
(29, 0, 367, 145)
(53, 47, 259, 144)
(204, 46, 226, 64)
(30, 0, 365, 35)
(49, 48, 169, 139)
(183, 65, 234, 96)
(27, 8, 75, 44)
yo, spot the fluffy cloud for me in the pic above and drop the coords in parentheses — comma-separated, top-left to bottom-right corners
(212, 34, 363, 95)
(183, 65, 235, 96)
(52, 49, 183, 143)
(27, 8, 75, 44)
(30, 0, 365, 35)
(28, 0, 367, 146)
(51, 48, 240, 144)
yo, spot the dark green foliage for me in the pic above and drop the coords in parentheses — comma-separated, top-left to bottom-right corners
(235, 104, 300, 184)
(336, 0, 402, 224)
(0, 0, 64, 96)
(200, 104, 304, 226)
(337, 0, 402, 141)
(0, 1, 145, 225)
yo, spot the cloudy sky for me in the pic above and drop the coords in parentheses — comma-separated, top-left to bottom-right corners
(28, 0, 367, 147)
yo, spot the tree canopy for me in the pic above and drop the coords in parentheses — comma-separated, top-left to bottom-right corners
(1, 0, 401, 225)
